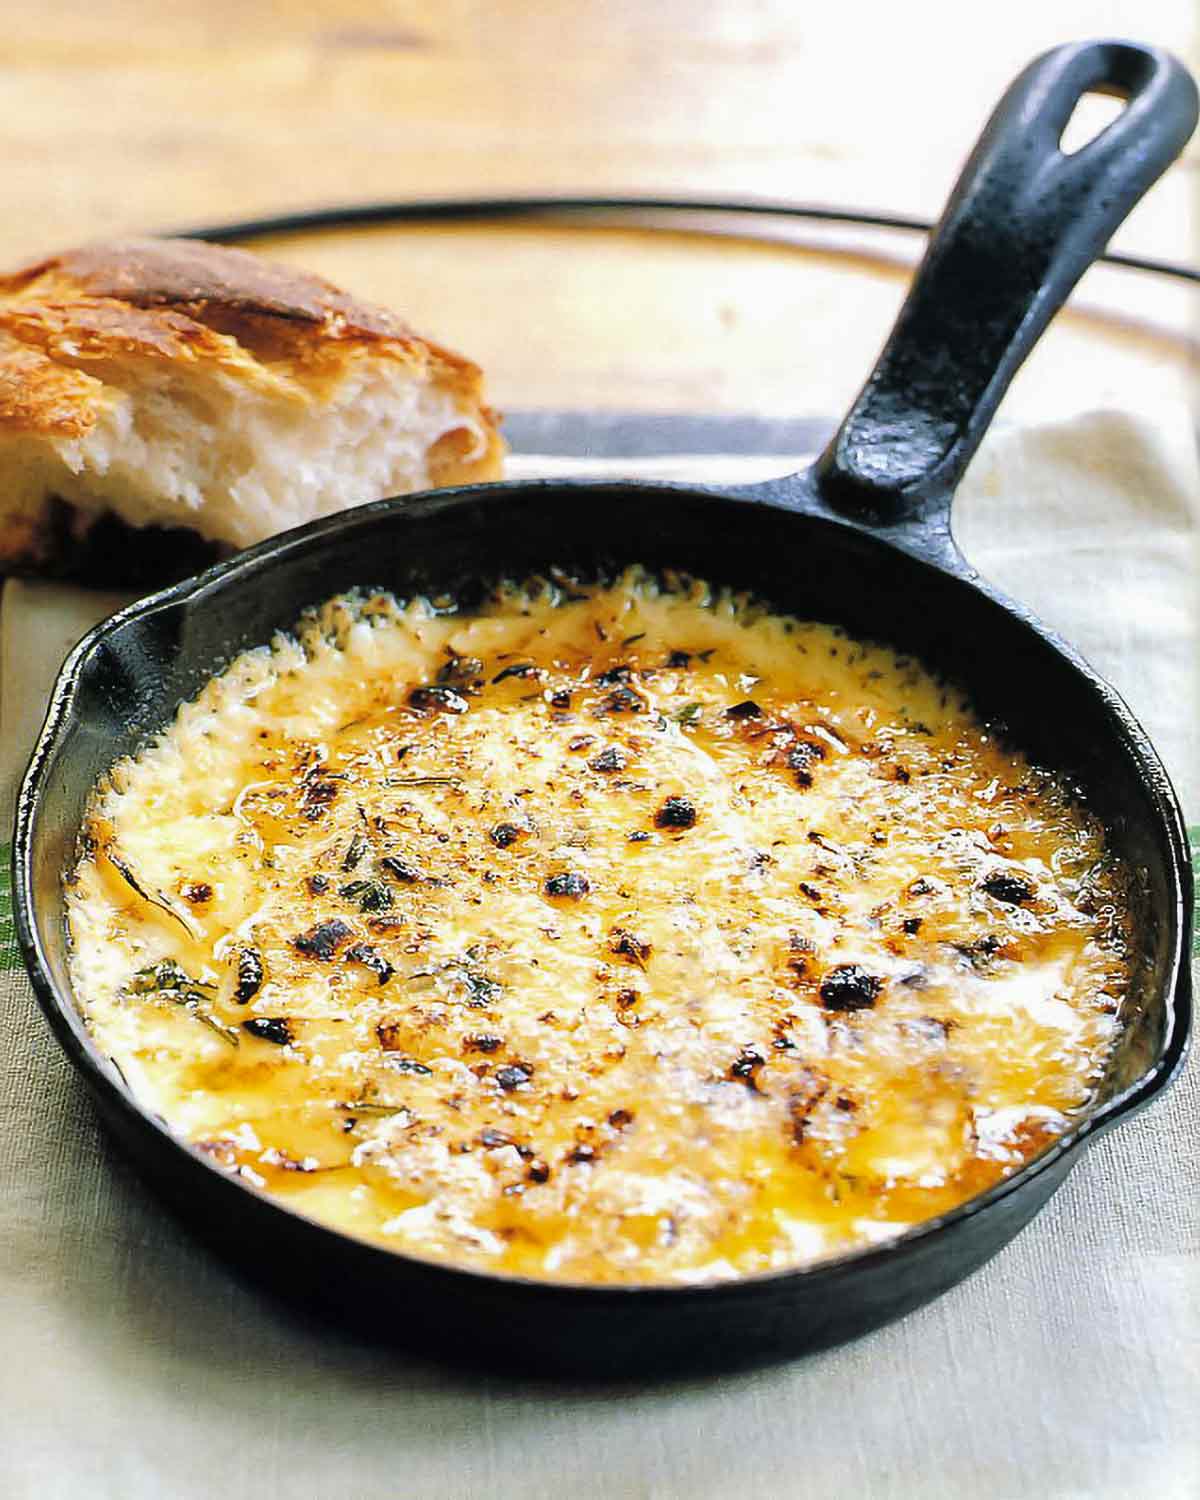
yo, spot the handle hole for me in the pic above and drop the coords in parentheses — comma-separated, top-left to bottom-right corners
(1059, 89, 1127, 156)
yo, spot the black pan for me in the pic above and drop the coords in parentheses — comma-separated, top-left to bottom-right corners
(13, 39, 1197, 1376)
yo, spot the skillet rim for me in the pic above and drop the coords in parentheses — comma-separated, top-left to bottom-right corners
(11, 474, 1194, 1301)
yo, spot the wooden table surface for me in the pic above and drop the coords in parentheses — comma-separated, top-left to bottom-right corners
(0, 1, 1194, 426)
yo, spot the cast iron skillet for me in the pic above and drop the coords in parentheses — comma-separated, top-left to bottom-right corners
(13, 39, 1198, 1376)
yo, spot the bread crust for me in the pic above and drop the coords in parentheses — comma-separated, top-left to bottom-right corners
(0, 237, 503, 574)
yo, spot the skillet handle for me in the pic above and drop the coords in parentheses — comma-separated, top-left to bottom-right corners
(812, 40, 1198, 526)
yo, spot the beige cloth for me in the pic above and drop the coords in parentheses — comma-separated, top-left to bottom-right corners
(0, 414, 1196, 1499)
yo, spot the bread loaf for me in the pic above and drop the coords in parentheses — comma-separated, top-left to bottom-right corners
(0, 237, 504, 580)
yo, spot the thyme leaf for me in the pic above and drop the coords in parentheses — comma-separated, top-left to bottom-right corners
(123, 961, 239, 1045)
(105, 848, 202, 940)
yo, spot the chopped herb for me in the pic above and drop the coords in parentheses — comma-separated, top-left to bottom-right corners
(338, 879, 394, 913)
(671, 702, 702, 726)
(544, 872, 590, 899)
(336, 1098, 404, 1117)
(380, 855, 423, 883)
(489, 823, 522, 849)
(461, 969, 502, 1008)
(667, 650, 691, 668)
(491, 662, 539, 684)
(123, 961, 237, 1044)
(105, 848, 201, 940)
(384, 775, 464, 790)
(342, 833, 368, 871)
(181, 882, 212, 905)
(306, 874, 330, 895)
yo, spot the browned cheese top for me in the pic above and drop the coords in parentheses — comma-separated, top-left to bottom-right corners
(66, 572, 1132, 1284)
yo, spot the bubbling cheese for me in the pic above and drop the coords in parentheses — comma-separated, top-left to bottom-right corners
(65, 570, 1132, 1284)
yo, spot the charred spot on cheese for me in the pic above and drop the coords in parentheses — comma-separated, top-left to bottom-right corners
(786, 1068, 829, 1143)
(492, 662, 538, 684)
(589, 746, 627, 774)
(463, 1033, 504, 1054)
(407, 684, 469, 716)
(819, 964, 883, 1012)
(437, 653, 484, 690)
(300, 777, 340, 821)
(243, 1016, 293, 1045)
(726, 700, 763, 720)
(980, 869, 1038, 905)
(655, 796, 696, 830)
(346, 942, 394, 986)
(598, 685, 643, 715)
(609, 927, 651, 967)
(293, 918, 352, 960)
(782, 738, 824, 787)
(66, 570, 1134, 1287)
(233, 946, 264, 1003)
(729, 1047, 766, 1091)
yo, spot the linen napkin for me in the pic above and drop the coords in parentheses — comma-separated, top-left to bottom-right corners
(0, 411, 1196, 1500)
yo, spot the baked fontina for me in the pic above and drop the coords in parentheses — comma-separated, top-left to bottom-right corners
(66, 571, 1132, 1284)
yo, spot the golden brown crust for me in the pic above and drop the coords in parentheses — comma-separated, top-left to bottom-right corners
(0, 329, 105, 438)
(0, 237, 408, 339)
(0, 236, 502, 439)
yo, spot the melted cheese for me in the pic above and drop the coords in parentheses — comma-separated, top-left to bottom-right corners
(65, 571, 1132, 1284)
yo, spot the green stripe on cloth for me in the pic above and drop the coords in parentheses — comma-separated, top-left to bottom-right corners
(1191, 826, 1200, 958)
(0, 841, 20, 971)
